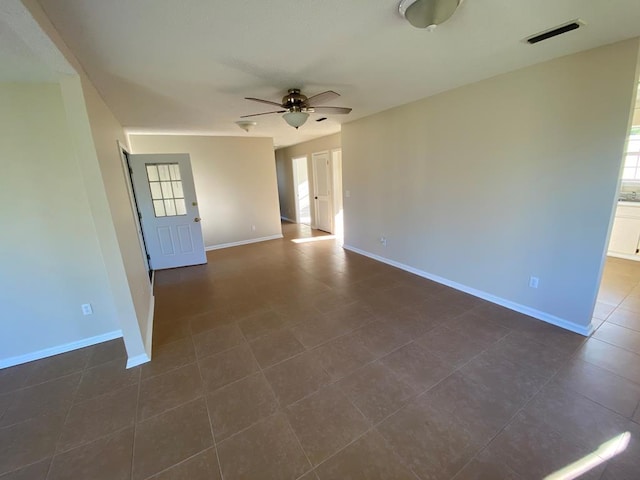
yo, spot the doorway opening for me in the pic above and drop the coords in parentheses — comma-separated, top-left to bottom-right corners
(309, 149, 344, 242)
(292, 156, 311, 225)
(331, 148, 344, 245)
(596, 80, 640, 334)
(312, 151, 332, 233)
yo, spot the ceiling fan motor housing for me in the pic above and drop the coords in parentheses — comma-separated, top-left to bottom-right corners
(283, 89, 308, 111)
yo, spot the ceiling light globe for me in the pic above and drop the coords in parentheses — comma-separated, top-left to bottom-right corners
(283, 111, 309, 129)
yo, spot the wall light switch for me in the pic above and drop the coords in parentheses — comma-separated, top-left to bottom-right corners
(529, 277, 539, 289)
(345, 190, 351, 198)
(81, 303, 93, 315)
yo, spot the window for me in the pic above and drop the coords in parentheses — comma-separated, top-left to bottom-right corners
(145, 163, 187, 217)
(622, 127, 640, 181)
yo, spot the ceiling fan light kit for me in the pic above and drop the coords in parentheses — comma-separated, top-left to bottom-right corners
(399, 0, 464, 30)
(242, 88, 352, 130)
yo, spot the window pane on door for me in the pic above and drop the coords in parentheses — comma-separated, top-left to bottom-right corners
(146, 163, 187, 217)
(153, 200, 166, 217)
(175, 199, 187, 215)
(146, 165, 159, 182)
(158, 164, 170, 181)
(150, 182, 163, 199)
(164, 199, 177, 216)
(172, 181, 184, 198)
(169, 164, 181, 180)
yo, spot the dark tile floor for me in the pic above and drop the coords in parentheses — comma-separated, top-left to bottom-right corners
(1, 223, 640, 479)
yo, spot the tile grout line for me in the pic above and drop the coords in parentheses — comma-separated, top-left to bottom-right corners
(263, 319, 503, 479)
(578, 342, 640, 388)
(590, 328, 640, 358)
(192, 328, 225, 480)
(449, 334, 598, 479)
(238, 326, 316, 477)
(129, 364, 142, 480)
(335, 316, 578, 480)
(203, 306, 496, 450)
(44, 355, 92, 480)
(0, 367, 92, 431)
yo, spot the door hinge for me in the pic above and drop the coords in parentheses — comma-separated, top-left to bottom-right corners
(636, 248, 639, 254)
(128, 166, 133, 175)
(146, 254, 151, 260)
(137, 210, 142, 221)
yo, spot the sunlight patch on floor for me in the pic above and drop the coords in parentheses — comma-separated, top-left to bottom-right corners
(291, 235, 336, 244)
(544, 431, 630, 480)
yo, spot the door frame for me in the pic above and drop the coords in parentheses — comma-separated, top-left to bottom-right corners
(117, 141, 152, 279)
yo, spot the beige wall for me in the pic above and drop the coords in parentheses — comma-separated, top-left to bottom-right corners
(129, 135, 282, 248)
(342, 39, 640, 333)
(275, 133, 341, 223)
(0, 83, 120, 364)
(61, 75, 153, 363)
(22, 0, 152, 365)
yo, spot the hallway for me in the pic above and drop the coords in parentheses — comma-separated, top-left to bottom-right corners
(0, 223, 639, 479)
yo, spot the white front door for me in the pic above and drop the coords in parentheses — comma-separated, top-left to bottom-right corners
(128, 153, 206, 270)
(312, 151, 332, 233)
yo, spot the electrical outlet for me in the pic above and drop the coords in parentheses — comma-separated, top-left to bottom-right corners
(529, 276, 539, 289)
(379, 236, 387, 247)
(81, 303, 93, 315)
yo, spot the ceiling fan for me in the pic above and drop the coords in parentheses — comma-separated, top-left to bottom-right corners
(241, 89, 352, 129)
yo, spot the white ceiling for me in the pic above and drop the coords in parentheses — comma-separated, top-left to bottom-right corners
(34, 0, 640, 147)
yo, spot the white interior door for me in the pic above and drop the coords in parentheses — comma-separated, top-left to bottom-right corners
(129, 153, 206, 270)
(312, 151, 332, 233)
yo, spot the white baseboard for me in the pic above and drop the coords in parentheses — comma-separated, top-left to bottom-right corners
(343, 244, 593, 336)
(126, 352, 150, 369)
(607, 252, 640, 262)
(0, 330, 123, 369)
(205, 234, 284, 251)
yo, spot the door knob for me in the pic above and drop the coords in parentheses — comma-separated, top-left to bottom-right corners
(194, 217, 201, 223)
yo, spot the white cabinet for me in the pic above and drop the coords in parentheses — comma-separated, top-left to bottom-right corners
(608, 203, 640, 259)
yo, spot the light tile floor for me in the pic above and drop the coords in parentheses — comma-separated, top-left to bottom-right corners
(1, 224, 640, 479)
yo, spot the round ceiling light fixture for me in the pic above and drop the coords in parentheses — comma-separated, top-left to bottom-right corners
(235, 120, 257, 133)
(399, 0, 464, 30)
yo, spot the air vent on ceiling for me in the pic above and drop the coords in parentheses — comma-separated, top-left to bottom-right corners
(316, 117, 328, 122)
(525, 20, 584, 45)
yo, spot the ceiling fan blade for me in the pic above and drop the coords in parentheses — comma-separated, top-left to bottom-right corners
(305, 91, 340, 107)
(245, 97, 284, 108)
(240, 110, 286, 118)
(312, 106, 352, 115)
